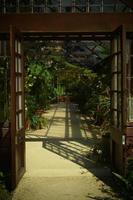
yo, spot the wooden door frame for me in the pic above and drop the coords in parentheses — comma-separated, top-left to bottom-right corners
(110, 24, 127, 173)
(10, 25, 17, 188)
(10, 26, 25, 189)
(111, 25, 126, 129)
(8, 24, 128, 188)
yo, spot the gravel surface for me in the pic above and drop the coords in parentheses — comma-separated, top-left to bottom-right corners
(13, 103, 125, 200)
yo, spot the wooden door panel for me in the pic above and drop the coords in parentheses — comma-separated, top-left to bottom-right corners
(111, 25, 126, 131)
(111, 25, 126, 173)
(10, 26, 25, 189)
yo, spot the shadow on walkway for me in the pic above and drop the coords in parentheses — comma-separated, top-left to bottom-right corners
(25, 102, 125, 200)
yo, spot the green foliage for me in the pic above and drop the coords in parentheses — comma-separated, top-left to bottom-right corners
(25, 60, 53, 129)
(26, 95, 36, 113)
(29, 115, 48, 130)
(126, 159, 133, 191)
(95, 95, 110, 125)
(25, 41, 111, 133)
(55, 56, 111, 129)
(0, 186, 11, 200)
(0, 172, 11, 200)
(55, 85, 65, 97)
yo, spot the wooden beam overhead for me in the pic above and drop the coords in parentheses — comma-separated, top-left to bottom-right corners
(0, 13, 133, 34)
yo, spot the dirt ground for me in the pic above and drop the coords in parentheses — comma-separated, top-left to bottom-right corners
(12, 102, 125, 200)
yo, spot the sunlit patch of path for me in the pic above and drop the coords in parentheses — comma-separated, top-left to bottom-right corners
(13, 102, 124, 200)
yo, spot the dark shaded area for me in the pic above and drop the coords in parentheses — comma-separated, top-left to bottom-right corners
(0, 123, 11, 189)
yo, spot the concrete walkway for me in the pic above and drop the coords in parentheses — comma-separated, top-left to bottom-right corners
(12, 102, 124, 200)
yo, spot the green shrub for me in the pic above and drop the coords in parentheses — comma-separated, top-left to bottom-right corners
(0, 172, 11, 200)
(0, 185, 11, 200)
(126, 159, 133, 191)
(29, 115, 48, 130)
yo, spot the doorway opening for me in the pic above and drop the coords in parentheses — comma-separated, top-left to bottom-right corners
(23, 37, 113, 194)
(0, 27, 133, 190)
(24, 38, 111, 130)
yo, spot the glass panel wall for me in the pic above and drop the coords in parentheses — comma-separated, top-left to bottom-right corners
(15, 39, 24, 131)
(0, 0, 132, 13)
(47, 0, 59, 13)
(19, 0, 31, 13)
(5, 0, 17, 13)
(112, 35, 122, 128)
(89, 0, 102, 12)
(62, 0, 72, 12)
(33, 0, 45, 13)
(103, 0, 115, 12)
(75, 0, 88, 12)
(127, 40, 133, 121)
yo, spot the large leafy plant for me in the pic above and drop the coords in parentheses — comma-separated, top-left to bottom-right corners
(25, 60, 53, 129)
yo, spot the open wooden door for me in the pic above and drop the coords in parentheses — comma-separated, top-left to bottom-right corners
(111, 25, 126, 130)
(10, 26, 25, 189)
(111, 25, 126, 173)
